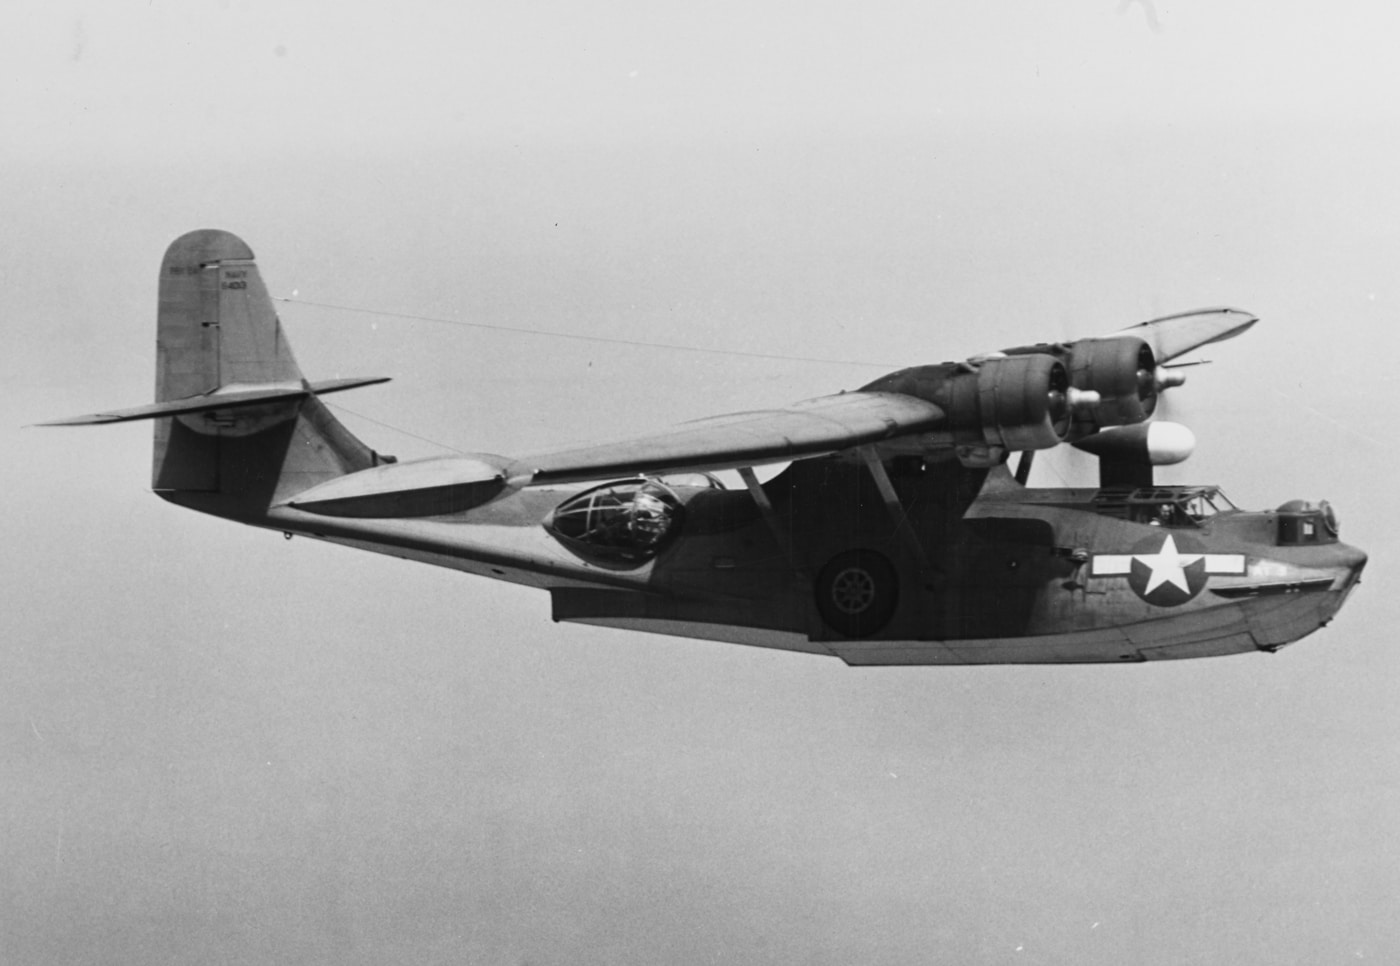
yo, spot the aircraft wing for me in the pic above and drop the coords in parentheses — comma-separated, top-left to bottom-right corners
(513, 391, 945, 486)
(1110, 307, 1258, 363)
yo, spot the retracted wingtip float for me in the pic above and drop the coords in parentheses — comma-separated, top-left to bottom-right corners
(42, 228, 1366, 665)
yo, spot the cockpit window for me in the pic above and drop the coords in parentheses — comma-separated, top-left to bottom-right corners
(1185, 490, 1234, 520)
(1117, 487, 1233, 528)
(1137, 501, 1186, 527)
(545, 479, 685, 565)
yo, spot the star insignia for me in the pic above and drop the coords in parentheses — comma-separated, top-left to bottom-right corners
(1090, 534, 1246, 606)
(1132, 534, 1202, 596)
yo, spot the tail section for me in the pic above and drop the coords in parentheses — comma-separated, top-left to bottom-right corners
(152, 229, 389, 517)
(42, 229, 391, 521)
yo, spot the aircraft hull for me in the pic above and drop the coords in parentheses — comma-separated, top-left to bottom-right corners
(240, 455, 1364, 665)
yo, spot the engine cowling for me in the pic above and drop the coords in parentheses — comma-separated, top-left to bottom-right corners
(1065, 335, 1158, 428)
(862, 353, 1078, 453)
(974, 353, 1075, 450)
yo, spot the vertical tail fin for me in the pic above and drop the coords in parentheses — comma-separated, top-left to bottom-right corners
(151, 230, 386, 516)
(156, 229, 304, 402)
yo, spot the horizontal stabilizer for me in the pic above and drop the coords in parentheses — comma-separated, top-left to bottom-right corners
(37, 377, 389, 426)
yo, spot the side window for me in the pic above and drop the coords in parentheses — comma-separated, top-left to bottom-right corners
(545, 480, 685, 566)
(1278, 514, 1321, 545)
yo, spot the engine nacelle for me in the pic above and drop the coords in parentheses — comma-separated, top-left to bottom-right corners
(1065, 335, 1158, 428)
(973, 353, 1075, 450)
(862, 354, 1077, 453)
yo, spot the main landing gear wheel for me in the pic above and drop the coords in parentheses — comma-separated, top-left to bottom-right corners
(815, 549, 899, 638)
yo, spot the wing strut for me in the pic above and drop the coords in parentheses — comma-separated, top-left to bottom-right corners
(1014, 451, 1034, 485)
(858, 447, 932, 570)
(737, 467, 809, 580)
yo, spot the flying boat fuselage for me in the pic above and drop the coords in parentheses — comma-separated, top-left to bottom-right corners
(244, 455, 1365, 666)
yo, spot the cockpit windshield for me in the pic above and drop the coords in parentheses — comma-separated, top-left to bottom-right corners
(1110, 486, 1234, 528)
(1184, 489, 1234, 520)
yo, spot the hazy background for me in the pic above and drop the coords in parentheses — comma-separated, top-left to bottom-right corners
(5, 2, 1400, 963)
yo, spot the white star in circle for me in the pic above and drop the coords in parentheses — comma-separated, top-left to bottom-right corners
(1133, 534, 1204, 596)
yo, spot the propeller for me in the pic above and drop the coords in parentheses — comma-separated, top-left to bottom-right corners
(1039, 340, 1200, 487)
(1094, 358, 1204, 488)
(1141, 362, 1190, 419)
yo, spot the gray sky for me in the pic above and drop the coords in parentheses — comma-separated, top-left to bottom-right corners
(5, 2, 1400, 964)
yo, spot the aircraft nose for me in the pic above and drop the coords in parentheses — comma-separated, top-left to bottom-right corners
(1277, 499, 1366, 593)
(1338, 542, 1368, 590)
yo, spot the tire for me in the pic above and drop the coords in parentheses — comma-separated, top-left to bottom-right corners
(815, 549, 899, 638)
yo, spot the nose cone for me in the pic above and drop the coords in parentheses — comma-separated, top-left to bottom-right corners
(1310, 540, 1368, 643)
(1334, 541, 1368, 597)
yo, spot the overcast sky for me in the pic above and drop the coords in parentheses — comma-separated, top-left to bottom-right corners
(5, 2, 1400, 964)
